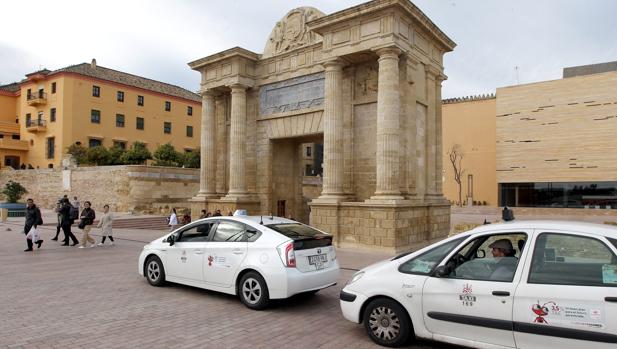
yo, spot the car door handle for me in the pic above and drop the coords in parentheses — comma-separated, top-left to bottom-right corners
(606, 297, 617, 303)
(492, 291, 510, 297)
(194, 250, 204, 255)
(232, 249, 244, 255)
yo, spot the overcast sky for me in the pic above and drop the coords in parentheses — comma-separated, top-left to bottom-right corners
(1, 0, 616, 98)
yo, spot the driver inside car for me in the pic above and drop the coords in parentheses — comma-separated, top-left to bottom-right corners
(488, 239, 518, 281)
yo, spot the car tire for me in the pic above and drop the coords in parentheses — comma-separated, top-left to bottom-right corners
(363, 298, 413, 347)
(238, 272, 270, 310)
(145, 256, 166, 287)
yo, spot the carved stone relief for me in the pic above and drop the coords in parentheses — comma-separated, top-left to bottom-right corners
(259, 72, 325, 116)
(263, 7, 325, 58)
(354, 62, 378, 101)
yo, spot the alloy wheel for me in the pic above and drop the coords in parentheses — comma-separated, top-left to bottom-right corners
(147, 261, 160, 282)
(242, 277, 262, 304)
(368, 306, 401, 341)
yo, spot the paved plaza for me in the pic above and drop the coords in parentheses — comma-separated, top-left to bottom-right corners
(0, 213, 459, 349)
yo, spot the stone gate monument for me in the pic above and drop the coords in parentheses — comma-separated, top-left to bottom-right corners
(189, 0, 456, 252)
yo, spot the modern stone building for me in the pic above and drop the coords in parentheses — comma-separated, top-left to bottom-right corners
(189, 0, 455, 251)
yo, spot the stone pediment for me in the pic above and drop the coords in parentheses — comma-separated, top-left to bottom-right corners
(262, 7, 325, 58)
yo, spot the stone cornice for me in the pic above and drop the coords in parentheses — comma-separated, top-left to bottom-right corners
(188, 47, 260, 70)
(307, 0, 456, 52)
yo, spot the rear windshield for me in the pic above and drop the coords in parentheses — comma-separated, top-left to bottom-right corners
(266, 223, 328, 239)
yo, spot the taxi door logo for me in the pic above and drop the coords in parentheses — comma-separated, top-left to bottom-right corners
(459, 283, 476, 306)
(531, 300, 556, 324)
(207, 255, 214, 266)
(181, 250, 187, 263)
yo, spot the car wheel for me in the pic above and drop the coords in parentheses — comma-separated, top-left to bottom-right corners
(363, 298, 413, 347)
(239, 272, 270, 310)
(145, 256, 166, 287)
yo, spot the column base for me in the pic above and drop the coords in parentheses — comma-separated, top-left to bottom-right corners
(192, 192, 220, 200)
(424, 194, 450, 205)
(313, 194, 352, 204)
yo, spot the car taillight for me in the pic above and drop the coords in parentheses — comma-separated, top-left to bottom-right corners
(277, 241, 296, 268)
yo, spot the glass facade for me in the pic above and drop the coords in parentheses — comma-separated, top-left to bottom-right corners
(499, 182, 617, 208)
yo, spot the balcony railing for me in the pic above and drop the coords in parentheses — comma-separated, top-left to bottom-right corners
(26, 91, 47, 105)
(26, 119, 46, 132)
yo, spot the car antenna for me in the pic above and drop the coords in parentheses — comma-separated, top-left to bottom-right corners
(270, 212, 274, 220)
(483, 218, 491, 225)
(260, 215, 263, 225)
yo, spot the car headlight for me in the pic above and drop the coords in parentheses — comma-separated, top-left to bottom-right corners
(348, 271, 365, 285)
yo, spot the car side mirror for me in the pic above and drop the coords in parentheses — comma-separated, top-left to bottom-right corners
(167, 235, 175, 246)
(476, 250, 486, 258)
(434, 265, 450, 278)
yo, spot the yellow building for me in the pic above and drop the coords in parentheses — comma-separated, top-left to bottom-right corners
(442, 95, 497, 206)
(0, 60, 201, 169)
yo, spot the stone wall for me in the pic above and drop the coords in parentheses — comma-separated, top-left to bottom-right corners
(0, 165, 199, 213)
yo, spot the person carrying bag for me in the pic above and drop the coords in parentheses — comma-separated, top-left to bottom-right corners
(78, 201, 96, 248)
(23, 198, 43, 252)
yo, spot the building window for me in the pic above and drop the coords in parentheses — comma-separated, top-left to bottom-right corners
(164, 122, 172, 134)
(136, 117, 144, 130)
(186, 125, 193, 137)
(51, 82, 56, 94)
(187, 106, 193, 116)
(306, 146, 312, 157)
(50, 108, 56, 122)
(11, 134, 20, 140)
(116, 114, 125, 127)
(137, 95, 144, 106)
(165, 101, 171, 112)
(113, 141, 127, 150)
(92, 85, 100, 97)
(46, 137, 55, 159)
(117, 91, 124, 102)
(26, 113, 31, 126)
(91, 110, 101, 124)
(499, 181, 617, 209)
(88, 138, 102, 148)
(27, 89, 32, 99)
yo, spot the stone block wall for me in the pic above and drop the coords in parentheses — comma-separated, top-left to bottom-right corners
(0, 165, 199, 213)
(310, 202, 450, 253)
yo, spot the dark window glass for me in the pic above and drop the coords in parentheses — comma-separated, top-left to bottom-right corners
(499, 181, 617, 209)
(186, 125, 193, 137)
(164, 122, 171, 134)
(136, 117, 144, 130)
(212, 221, 245, 242)
(117, 91, 124, 102)
(116, 114, 125, 127)
(91, 110, 101, 124)
(113, 141, 126, 150)
(610, 238, 617, 250)
(399, 237, 465, 275)
(92, 85, 100, 97)
(27, 89, 32, 98)
(178, 222, 216, 242)
(26, 113, 31, 126)
(165, 101, 171, 111)
(305, 164, 312, 176)
(187, 106, 192, 116)
(46, 137, 55, 159)
(266, 223, 328, 239)
(50, 108, 56, 122)
(51, 82, 56, 94)
(306, 146, 312, 157)
(529, 233, 617, 287)
(88, 139, 102, 148)
(137, 95, 144, 106)
(11, 134, 20, 140)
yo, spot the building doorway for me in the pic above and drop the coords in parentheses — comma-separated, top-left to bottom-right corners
(4, 156, 20, 170)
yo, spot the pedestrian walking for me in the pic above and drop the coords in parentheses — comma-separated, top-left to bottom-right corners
(51, 201, 62, 241)
(168, 208, 178, 231)
(23, 198, 43, 252)
(78, 201, 96, 248)
(213, 209, 222, 217)
(97, 204, 114, 246)
(59, 198, 79, 246)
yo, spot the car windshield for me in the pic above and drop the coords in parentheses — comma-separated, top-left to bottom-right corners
(266, 223, 327, 239)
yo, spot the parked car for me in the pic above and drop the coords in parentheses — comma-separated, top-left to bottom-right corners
(139, 215, 339, 309)
(340, 220, 617, 348)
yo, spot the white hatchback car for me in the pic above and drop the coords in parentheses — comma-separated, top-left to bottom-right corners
(340, 220, 617, 348)
(139, 215, 339, 309)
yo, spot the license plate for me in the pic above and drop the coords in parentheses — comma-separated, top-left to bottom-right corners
(309, 254, 328, 269)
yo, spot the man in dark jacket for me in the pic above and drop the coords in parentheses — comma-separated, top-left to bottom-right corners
(24, 198, 43, 252)
(59, 198, 79, 246)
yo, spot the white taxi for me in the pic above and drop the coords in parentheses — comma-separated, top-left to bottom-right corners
(139, 215, 339, 309)
(340, 220, 617, 348)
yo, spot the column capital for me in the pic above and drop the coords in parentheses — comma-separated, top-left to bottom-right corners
(200, 89, 217, 99)
(436, 73, 448, 84)
(424, 65, 442, 79)
(374, 46, 402, 59)
(229, 83, 249, 93)
(322, 58, 345, 71)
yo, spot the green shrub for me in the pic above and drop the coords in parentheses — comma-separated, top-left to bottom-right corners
(152, 143, 181, 167)
(121, 142, 152, 165)
(1, 180, 28, 203)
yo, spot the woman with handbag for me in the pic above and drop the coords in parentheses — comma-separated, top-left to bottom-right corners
(78, 201, 96, 248)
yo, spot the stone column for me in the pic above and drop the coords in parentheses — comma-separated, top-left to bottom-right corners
(215, 97, 227, 195)
(406, 56, 420, 200)
(435, 74, 446, 197)
(425, 66, 438, 199)
(372, 47, 403, 200)
(317, 59, 346, 201)
(225, 83, 249, 198)
(197, 91, 217, 197)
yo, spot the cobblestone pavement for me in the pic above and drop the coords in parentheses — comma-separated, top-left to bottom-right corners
(0, 220, 459, 349)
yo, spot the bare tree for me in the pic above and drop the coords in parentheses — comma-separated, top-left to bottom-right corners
(448, 144, 465, 207)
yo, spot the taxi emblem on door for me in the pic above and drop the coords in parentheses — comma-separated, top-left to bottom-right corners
(317, 248, 322, 254)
